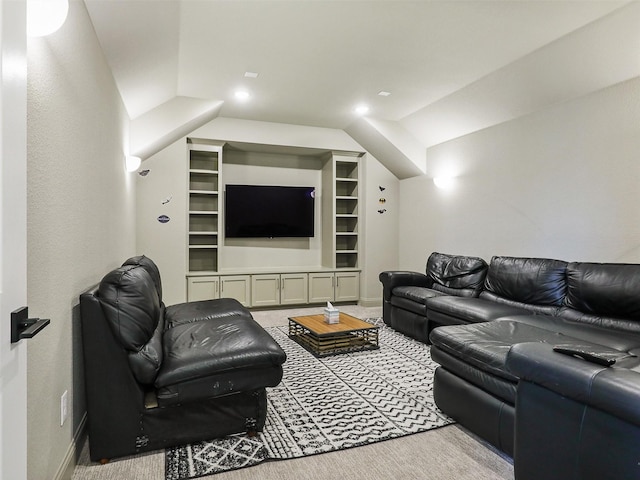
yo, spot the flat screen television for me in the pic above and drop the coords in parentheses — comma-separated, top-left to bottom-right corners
(225, 184, 315, 238)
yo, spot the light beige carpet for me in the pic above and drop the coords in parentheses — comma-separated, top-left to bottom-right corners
(72, 305, 514, 480)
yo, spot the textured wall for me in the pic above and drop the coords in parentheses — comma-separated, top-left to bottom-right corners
(26, 2, 135, 479)
(361, 154, 400, 305)
(400, 77, 640, 270)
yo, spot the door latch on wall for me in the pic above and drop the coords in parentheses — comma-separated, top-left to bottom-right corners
(11, 306, 50, 343)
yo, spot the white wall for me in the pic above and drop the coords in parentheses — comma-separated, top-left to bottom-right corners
(400, 77, 640, 271)
(361, 154, 400, 305)
(136, 138, 188, 305)
(27, 2, 135, 479)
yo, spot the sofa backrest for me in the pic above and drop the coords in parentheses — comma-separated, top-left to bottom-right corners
(99, 264, 164, 384)
(480, 256, 567, 313)
(558, 262, 640, 333)
(122, 255, 163, 304)
(426, 252, 488, 297)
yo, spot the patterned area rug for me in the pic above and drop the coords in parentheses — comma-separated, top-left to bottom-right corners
(165, 318, 453, 480)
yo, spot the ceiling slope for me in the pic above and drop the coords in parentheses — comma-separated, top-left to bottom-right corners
(83, 1, 633, 176)
(130, 97, 223, 159)
(345, 118, 425, 179)
(401, 2, 640, 149)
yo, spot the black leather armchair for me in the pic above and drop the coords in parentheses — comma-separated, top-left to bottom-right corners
(80, 256, 286, 462)
(507, 342, 640, 480)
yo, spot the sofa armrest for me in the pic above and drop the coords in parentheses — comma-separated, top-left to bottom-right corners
(379, 271, 430, 302)
(507, 342, 640, 427)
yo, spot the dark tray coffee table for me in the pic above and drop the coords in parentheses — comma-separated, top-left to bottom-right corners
(288, 313, 379, 357)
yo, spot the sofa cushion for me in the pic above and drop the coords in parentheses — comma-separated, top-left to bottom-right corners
(99, 265, 160, 351)
(427, 252, 488, 297)
(564, 262, 640, 322)
(127, 309, 164, 384)
(99, 265, 164, 384)
(510, 314, 640, 355)
(165, 297, 251, 329)
(379, 271, 430, 302)
(431, 317, 640, 385)
(478, 291, 560, 316)
(431, 347, 518, 404)
(430, 320, 583, 381)
(557, 307, 640, 336)
(392, 286, 444, 304)
(122, 255, 163, 303)
(156, 313, 286, 406)
(426, 296, 531, 325)
(390, 286, 445, 316)
(484, 256, 567, 306)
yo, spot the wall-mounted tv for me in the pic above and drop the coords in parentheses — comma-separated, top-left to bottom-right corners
(225, 184, 315, 238)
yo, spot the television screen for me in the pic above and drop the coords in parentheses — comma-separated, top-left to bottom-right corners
(225, 184, 315, 238)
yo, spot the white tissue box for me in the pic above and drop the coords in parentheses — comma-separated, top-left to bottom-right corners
(324, 308, 340, 324)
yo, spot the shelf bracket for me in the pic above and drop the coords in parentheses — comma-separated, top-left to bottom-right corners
(11, 306, 50, 344)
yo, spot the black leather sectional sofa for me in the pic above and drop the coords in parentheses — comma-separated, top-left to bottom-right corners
(381, 253, 640, 478)
(80, 255, 287, 462)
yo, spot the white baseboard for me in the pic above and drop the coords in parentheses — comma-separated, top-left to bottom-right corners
(359, 297, 382, 308)
(54, 413, 87, 480)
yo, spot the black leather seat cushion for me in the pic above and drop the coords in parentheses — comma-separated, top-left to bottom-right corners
(431, 347, 518, 403)
(431, 317, 640, 385)
(431, 320, 586, 382)
(426, 296, 530, 324)
(156, 313, 286, 407)
(165, 297, 251, 329)
(393, 286, 443, 304)
(503, 315, 640, 358)
(390, 286, 445, 316)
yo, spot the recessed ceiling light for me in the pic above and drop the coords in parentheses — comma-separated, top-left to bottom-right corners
(244, 71, 259, 78)
(354, 104, 370, 115)
(378, 91, 391, 97)
(234, 90, 251, 101)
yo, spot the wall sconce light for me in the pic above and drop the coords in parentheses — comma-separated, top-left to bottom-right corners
(433, 176, 455, 190)
(125, 156, 141, 173)
(27, 0, 69, 37)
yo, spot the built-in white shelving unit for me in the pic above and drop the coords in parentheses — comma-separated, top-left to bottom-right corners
(187, 143, 222, 273)
(186, 141, 361, 306)
(334, 155, 359, 269)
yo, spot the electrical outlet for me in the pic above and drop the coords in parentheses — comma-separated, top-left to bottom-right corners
(60, 390, 68, 427)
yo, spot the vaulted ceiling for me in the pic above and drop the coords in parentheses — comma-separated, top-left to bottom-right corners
(84, 0, 638, 177)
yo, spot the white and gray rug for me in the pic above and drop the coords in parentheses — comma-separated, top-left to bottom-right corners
(165, 318, 453, 480)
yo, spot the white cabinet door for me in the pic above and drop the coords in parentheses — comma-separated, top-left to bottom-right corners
(220, 275, 251, 307)
(251, 274, 280, 307)
(335, 272, 360, 302)
(187, 276, 220, 302)
(281, 273, 308, 305)
(308, 273, 335, 303)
